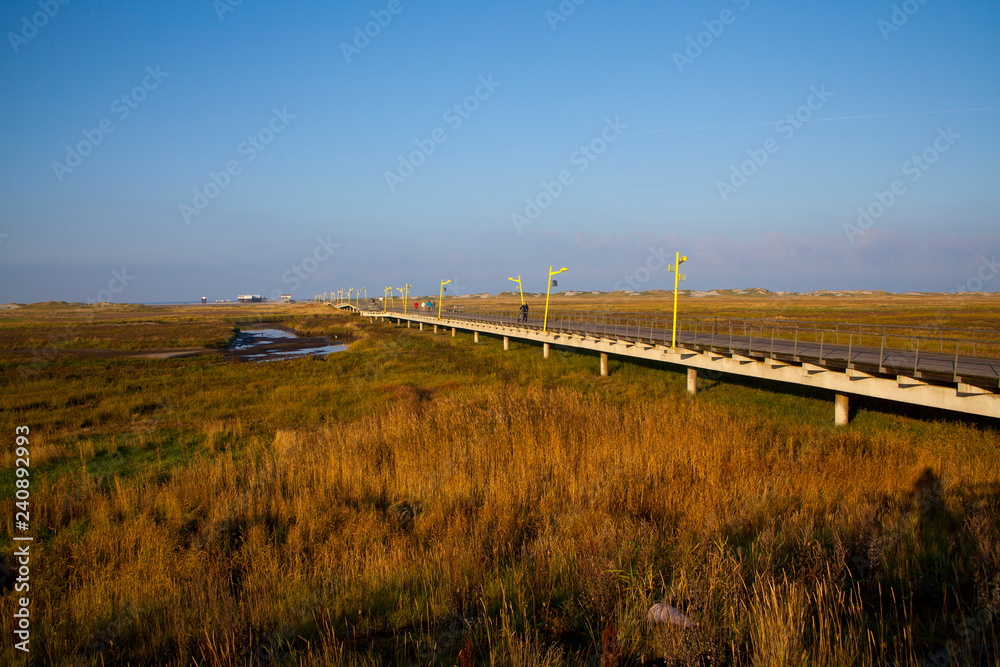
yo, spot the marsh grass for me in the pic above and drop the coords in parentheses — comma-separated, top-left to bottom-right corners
(0, 305, 998, 664)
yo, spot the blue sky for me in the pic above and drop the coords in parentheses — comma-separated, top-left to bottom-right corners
(1, 0, 998, 302)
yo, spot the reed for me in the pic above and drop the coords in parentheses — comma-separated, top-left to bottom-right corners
(0, 304, 997, 664)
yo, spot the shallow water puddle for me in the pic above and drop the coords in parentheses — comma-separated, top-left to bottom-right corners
(230, 328, 346, 361)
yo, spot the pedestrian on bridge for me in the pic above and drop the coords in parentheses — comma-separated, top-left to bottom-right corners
(520, 302, 529, 323)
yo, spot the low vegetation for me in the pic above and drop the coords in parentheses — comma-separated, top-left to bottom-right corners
(1, 301, 997, 664)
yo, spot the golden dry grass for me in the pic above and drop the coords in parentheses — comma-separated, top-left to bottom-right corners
(0, 302, 998, 664)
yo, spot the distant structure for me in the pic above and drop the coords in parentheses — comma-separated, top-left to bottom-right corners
(280, 294, 293, 303)
(237, 294, 266, 303)
(201, 296, 207, 303)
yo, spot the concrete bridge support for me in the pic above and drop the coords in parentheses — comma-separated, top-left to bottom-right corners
(433, 325, 438, 334)
(687, 368, 698, 395)
(835, 393, 850, 426)
(474, 331, 479, 343)
(407, 321, 410, 328)
(419, 322, 423, 331)
(503, 336, 510, 351)
(600, 353, 609, 377)
(451, 328, 456, 338)
(543, 343, 550, 359)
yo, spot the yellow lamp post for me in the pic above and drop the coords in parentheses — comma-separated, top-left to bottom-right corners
(668, 253, 688, 348)
(358, 287, 366, 307)
(322, 292, 328, 304)
(508, 276, 524, 305)
(438, 279, 451, 319)
(347, 287, 353, 304)
(399, 284, 412, 313)
(543, 266, 567, 332)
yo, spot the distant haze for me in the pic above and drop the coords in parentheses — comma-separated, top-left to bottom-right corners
(1, 1, 998, 302)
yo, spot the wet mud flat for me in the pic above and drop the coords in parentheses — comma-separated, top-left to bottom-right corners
(226, 328, 347, 362)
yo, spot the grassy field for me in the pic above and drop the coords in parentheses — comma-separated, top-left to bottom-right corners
(1, 299, 998, 665)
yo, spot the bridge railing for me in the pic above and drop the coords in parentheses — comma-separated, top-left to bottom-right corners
(367, 305, 1000, 379)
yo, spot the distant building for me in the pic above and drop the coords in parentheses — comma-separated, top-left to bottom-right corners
(280, 294, 293, 303)
(237, 294, 266, 303)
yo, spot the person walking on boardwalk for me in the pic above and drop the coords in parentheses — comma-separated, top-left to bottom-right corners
(520, 302, 529, 323)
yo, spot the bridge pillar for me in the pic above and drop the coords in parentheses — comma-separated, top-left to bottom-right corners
(503, 336, 509, 351)
(687, 368, 698, 395)
(543, 343, 550, 359)
(600, 352, 609, 376)
(434, 325, 438, 334)
(451, 328, 456, 338)
(407, 321, 410, 328)
(419, 322, 424, 331)
(474, 331, 479, 343)
(835, 393, 850, 426)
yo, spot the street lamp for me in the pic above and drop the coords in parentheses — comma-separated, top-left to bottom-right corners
(508, 276, 524, 305)
(668, 253, 688, 348)
(438, 279, 451, 319)
(358, 287, 366, 307)
(399, 284, 412, 313)
(347, 287, 353, 304)
(543, 266, 567, 332)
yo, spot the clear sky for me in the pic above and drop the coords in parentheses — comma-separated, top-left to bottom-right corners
(1, 0, 998, 302)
